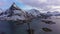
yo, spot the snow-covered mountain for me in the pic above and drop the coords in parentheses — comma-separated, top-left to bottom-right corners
(0, 3, 41, 21)
(0, 3, 30, 21)
(27, 9, 41, 17)
(46, 11, 60, 16)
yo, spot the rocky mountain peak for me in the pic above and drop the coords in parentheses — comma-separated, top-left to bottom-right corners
(9, 2, 21, 10)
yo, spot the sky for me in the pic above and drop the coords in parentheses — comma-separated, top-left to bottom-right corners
(0, 0, 60, 12)
(0, 0, 33, 10)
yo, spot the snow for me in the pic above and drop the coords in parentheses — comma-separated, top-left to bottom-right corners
(0, 3, 27, 21)
(0, 3, 41, 21)
(27, 9, 41, 17)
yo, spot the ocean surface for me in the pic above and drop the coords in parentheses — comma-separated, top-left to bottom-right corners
(15, 16, 60, 34)
(0, 16, 60, 34)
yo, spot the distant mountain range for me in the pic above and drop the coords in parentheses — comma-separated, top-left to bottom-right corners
(0, 3, 60, 21)
(0, 3, 41, 21)
(47, 11, 60, 16)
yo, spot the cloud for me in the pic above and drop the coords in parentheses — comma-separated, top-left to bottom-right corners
(18, 0, 60, 10)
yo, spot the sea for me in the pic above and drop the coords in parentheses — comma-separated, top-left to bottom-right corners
(0, 16, 60, 34)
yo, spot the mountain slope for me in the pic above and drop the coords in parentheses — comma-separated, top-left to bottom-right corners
(27, 9, 41, 17)
(0, 3, 29, 21)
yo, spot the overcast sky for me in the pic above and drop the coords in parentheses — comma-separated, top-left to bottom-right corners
(0, 0, 60, 11)
(19, 0, 60, 10)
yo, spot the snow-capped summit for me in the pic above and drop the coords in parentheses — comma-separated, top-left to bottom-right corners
(9, 2, 21, 10)
(27, 9, 41, 17)
(0, 3, 29, 21)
